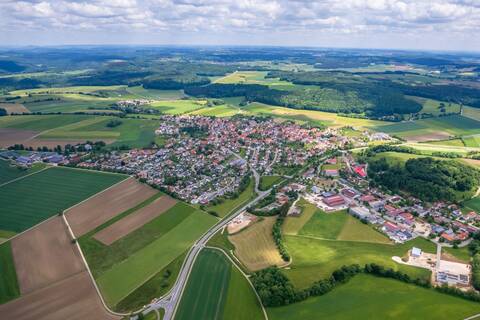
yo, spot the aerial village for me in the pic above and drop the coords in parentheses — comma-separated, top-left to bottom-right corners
(0, 114, 476, 290)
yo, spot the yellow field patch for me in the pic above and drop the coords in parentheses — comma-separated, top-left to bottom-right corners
(229, 216, 287, 271)
(0, 103, 30, 114)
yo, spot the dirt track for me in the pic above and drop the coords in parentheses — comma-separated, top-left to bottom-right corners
(94, 195, 177, 245)
(11, 217, 85, 294)
(0, 271, 118, 320)
(66, 178, 158, 237)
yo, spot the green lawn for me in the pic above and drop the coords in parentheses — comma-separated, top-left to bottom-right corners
(96, 210, 217, 306)
(0, 167, 126, 232)
(267, 274, 480, 320)
(283, 236, 435, 289)
(282, 198, 317, 235)
(0, 159, 46, 184)
(0, 241, 20, 304)
(443, 246, 471, 263)
(207, 178, 255, 217)
(176, 248, 264, 320)
(259, 175, 282, 191)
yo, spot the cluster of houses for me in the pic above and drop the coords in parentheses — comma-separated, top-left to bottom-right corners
(79, 115, 352, 204)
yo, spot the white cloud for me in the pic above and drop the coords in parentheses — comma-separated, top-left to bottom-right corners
(0, 0, 479, 50)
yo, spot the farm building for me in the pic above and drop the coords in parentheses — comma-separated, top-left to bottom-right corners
(323, 195, 345, 207)
(349, 206, 370, 219)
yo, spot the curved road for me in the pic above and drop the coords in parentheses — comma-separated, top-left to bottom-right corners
(141, 160, 269, 320)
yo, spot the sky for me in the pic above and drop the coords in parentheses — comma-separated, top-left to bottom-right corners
(1, 0, 480, 51)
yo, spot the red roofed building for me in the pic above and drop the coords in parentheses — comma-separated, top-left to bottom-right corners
(399, 212, 414, 225)
(441, 233, 455, 243)
(383, 221, 399, 232)
(360, 195, 376, 202)
(354, 165, 367, 178)
(323, 195, 345, 207)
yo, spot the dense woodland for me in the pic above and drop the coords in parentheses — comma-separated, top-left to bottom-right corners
(367, 157, 480, 202)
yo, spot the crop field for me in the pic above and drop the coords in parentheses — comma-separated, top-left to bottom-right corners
(463, 106, 480, 121)
(148, 99, 207, 114)
(207, 178, 255, 217)
(267, 274, 480, 320)
(376, 115, 480, 141)
(0, 114, 93, 131)
(283, 236, 435, 289)
(0, 159, 46, 185)
(244, 103, 387, 128)
(229, 217, 286, 271)
(115, 251, 187, 312)
(176, 248, 264, 320)
(175, 249, 231, 320)
(126, 86, 185, 100)
(92, 205, 217, 306)
(463, 135, 480, 148)
(188, 104, 241, 117)
(0, 167, 126, 232)
(259, 175, 283, 191)
(423, 138, 465, 146)
(222, 260, 265, 320)
(0, 241, 20, 304)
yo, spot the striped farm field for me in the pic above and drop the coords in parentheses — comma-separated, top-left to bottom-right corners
(176, 248, 264, 320)
(0, 167, 126, 232)
(229, 216, 287, 271)
(92, 205, 217, 306)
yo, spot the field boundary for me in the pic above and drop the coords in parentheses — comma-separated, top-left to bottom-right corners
(205, 246, 269, 320)
(290, 233, 396, 245)
(62, 213, 127, 317)
(0, 166, 49, 188)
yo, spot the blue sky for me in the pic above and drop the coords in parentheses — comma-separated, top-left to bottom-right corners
(1, 0, 479, 51)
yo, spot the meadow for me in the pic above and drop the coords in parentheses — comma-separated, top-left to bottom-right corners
(406, 95, 462, 116)
(0, 167, 126, 232)
(0, 242, 20, 304)
(214, 71, 295, 89)
(0, 114, 93, 131)
(283, 236, 434, 289)
(95, 207, 217, 306)
(176, 248, 264, 320)
(267, 274, 480, 320)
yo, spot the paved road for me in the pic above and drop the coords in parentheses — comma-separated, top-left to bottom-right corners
(141, 161, 270, 320)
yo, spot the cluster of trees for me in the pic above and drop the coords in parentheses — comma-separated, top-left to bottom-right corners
(272, 203, 291, 262)
(106, 119, 122, 128)
(0, 107, 6, 116)
(472, 254, 480, 291)
(368, 157, 480, 202)
(253, 262, 480, 308)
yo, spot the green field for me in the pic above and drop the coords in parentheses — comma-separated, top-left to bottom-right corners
(443, 246, 471, 263)
(188, 104, 240, 117)
(0, 159, 46, 185)
(463, 135, 480, 148)
(176, 248, 264, 320)
(376, 115, 480, 140)
(0, 167, 126, 232)
(207, 178, 255, 217)
(126, 86, 185, 100)
(259, 175, 282, 191)
(215, 71, 294, 89)
(283, 236, 434, 289)
(95, 208, 217, 306)
(267, 274, 480, 320)
(464, 197, 480, 213)
(0, 114, 94, 131)
(407, 96, 462, 116)
(282, 198, 317, 235)
(148, 99, 207, 114)
(116, 251, 187, 312)
(0, 242, 20, 304)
